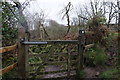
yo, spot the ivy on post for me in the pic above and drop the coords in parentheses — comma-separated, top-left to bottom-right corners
(76, 29, 85, 78)
(18, 27, 29, 79)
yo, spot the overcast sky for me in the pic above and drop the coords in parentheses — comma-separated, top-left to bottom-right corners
(18, 0, 116, 25)
(18, 0, 90, 25)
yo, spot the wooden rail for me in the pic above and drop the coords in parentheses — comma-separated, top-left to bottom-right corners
(29, 60, 77, 66)
(0, 63, 17, 76)
(0, 44, 17, 53)
(22, 40, 78, 45)
(0, 44, 18, 76)
(29, 52, 78, 58)
(85, 44, 94, 50)
(29, 68, 76, 75)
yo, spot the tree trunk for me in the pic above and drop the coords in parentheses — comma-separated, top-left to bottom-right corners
(13, 1, 29, 32)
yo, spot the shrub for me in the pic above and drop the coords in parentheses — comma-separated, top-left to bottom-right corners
(84, 44, 108, 66)
(2, 1, 18, 46)
(86, 12, 110, 48)
(2, 26, 18, 47)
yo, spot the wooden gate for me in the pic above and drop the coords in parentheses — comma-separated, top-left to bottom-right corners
(18, 28, 85, 79)
(0, 28, 95, 79)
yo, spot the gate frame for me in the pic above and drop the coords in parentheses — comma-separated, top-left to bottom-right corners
(18, 29, 85, 79)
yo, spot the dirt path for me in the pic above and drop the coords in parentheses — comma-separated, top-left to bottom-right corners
(42, 65, 76, 79)
(41, 64, 114, 79)
(84, 65, 114, 78)
(84, 67, 98, 78)
(43, 65, 65, 78)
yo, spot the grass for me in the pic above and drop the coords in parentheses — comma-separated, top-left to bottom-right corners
(79, 70, 86, 78)
(108, 31, 118, 40)
(100, 68, 119, 78)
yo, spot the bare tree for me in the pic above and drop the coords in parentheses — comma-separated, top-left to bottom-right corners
(60, 2, 73, 36)
(117, 0, 120, 26)
(76, 5, 89, 27)
(14, 0, 50, 40)
(11, 0, 34, 32)
(76, 0, 118, 28)
(31, 11, 50, 40)
(104, 1, 118, 27)
(71, 17, 78, 26)
(77, 0, 104, 20)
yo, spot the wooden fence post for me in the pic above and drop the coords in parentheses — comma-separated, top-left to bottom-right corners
(18, 27, 29, 79)
(118, 28, 120, 78)
(76, 29, 85, 78)
(67, 48, 71, 79)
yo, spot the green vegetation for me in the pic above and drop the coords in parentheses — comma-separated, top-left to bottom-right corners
(108, 32, 118, 40)
(79, 70, 86, 78)
(2, 68, 17, 79)
(2, 27, 17, 46)
(100, 68, 119, 78)
(1, 1, 18, 79)
(1, 0, 119, 79)
(88, 11, 106, 26)
(85, 44, 108, 66)
(1, 1, 18, 47)
(29, 57, 43, 64)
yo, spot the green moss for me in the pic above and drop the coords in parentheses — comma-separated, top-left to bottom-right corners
(29, 57, 42, 64)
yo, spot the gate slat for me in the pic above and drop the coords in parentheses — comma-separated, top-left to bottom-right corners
(29, 60, 77, 66)
(29, 68, 76, 75)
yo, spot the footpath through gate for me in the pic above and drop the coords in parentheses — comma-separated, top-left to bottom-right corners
(0, 28, 94, 79)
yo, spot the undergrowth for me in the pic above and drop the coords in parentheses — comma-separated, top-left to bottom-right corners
(79, 70, 86, 78)
(100, 68, 119, 78)
(84, 44, 108, 66)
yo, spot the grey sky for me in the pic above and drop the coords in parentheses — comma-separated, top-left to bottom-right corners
(19, 0, 116, 25)
(19, 0, 89, 25)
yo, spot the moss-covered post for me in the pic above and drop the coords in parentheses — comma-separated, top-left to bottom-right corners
(18, 27, 29, 79)
(76, 29, 85, 78)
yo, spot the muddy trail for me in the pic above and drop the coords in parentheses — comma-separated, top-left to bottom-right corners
(41, 64, 114, 79)
(42, 65, 76, 79)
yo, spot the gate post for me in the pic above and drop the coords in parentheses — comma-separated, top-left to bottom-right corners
(18, 27, 29, 79)
(76, 29, 85, 78)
